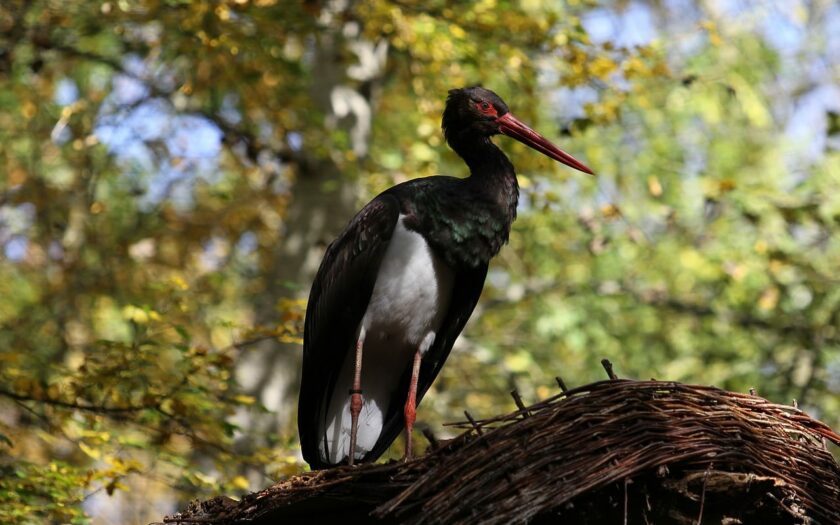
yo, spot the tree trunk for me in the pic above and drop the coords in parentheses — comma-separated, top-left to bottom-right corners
(233, 1, 387, 450)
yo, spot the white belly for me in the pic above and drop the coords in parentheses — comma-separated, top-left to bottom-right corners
(320, 216, 455, 463)
(362, 218, 455, 347)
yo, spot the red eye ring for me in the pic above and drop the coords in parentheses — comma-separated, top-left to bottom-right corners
(475, 101, 497, 116)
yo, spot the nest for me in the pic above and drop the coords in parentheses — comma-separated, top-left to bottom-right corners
(164, 372, 840, 525)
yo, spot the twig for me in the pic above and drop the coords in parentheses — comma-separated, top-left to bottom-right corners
(601, 359, 618, 380)
(421, 426, 439, 449)
(510, 389, 529, 417)
(464, 410, 483, 436)
(696, 463, 713, 525)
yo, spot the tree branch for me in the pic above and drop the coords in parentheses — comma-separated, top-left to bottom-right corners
(0, 386, 154, 414)
(32, 37, 300, 168)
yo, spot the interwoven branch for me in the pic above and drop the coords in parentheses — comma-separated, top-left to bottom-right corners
(163, 379, 840, 525)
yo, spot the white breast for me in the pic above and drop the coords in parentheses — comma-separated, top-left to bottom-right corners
(362, 218, 455, 347)
(320, 216, 455, 463)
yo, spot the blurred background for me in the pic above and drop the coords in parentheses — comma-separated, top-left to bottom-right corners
(1, 0, 839, 523)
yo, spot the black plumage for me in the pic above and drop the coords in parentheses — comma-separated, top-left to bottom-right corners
(298, 87, 593, 469)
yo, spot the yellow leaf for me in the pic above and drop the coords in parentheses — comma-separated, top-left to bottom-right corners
(503, 350, 532, 373)
(718, 179, 736, 193)
(121, 305, 149, 324)
(232, 476, 249, 490)
(601, 203, 621, 219)
(623, 56, 648, 78)
(234, 394, 256, 405)
(728, 73, 772, 128)
(194, 471, 216, 486)
(758, 288, 779, 311)
(701, 20, 722, 47)
(21, 101, 36, 119)
(589, 56, 617, 79)
(647, 176, 663, 197)
(80, 430, 111, 442)
(79, 442, 101, 460)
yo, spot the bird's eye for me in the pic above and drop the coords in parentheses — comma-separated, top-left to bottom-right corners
(475, 101, 497, 116)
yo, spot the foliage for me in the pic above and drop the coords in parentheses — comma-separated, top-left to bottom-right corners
(444, 15, 840, 434)
(1, 0, 838, 523)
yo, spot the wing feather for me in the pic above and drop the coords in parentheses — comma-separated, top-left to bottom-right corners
(298, 194, 400, 469)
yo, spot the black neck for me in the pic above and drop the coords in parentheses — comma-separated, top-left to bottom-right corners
(451, 134, 519, 215)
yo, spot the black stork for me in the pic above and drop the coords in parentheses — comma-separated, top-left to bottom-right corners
(298, 86, 593, 469)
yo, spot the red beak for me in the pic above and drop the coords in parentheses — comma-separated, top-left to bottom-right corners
(497, 113, 594, 175)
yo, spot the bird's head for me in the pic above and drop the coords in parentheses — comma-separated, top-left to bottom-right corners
(442, 86, 593, 175)
(442, 86, 511, 139)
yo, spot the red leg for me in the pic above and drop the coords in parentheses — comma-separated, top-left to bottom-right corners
(348, 332, 365, 466)
(403, 349, 422, 460)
